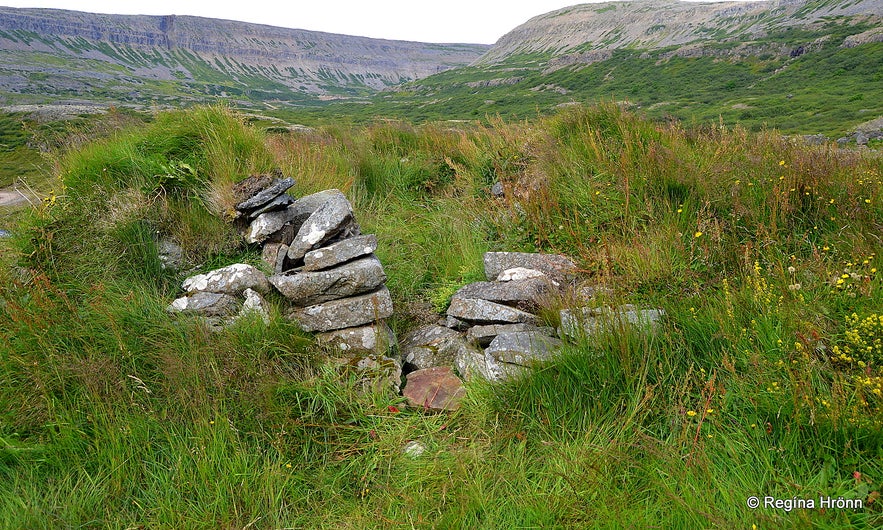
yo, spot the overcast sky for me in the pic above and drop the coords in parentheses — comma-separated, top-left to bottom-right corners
(0, 1, 743, 44)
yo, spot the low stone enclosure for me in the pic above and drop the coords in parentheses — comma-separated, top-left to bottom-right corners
(166, 173, 664, 412)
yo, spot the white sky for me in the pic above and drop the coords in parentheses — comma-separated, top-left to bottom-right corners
(0, 1, 742, 44)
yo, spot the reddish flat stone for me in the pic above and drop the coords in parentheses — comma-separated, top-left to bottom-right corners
(402, 367, 466, 412)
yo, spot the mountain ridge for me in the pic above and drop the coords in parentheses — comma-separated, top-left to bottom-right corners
(480, 0, 883, 64)
(0, 7, 489, 106)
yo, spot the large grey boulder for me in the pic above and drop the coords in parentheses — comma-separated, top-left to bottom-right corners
(269, 255, 386, 306)
(453, 277, 552, 306)
(166, 291, 241, 317)
(303, 234, 378, 272)
(286, 191, 357, 262)
(403, 367, 466, 412)
(235, 176, 295, 212)
(466, 323, 556, 347)
(288, 286, 393, 332)
(315, 323, 397, 355)
(558, 306, 665, 340)
(181, 263, 270, 295)
(483, 252, 576, 282)
(485, 331, 562, 366)
(446, 297, 537, 325)
(244, 205, 299, 244)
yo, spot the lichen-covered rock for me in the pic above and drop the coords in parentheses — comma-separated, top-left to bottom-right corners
(181, 263, 269, 295)
(483, 252, 576, 282)
(485, 331, 562, 366)
(453, 277, 552, 306)
(244, 205, 299, 244)
(465, 323, 556, 347)
(403, 366, 466, 412)
(269, 255, 386, 306)
(453, 343, 496, 381)
(286, 191, 357, 262)
(288, 286, 393, 332)
(400, 325, 474, 371)
(303, 234, 378, 272)
(287, 189, 346, 229)
(446, 297, 537, 325)
(166, 291, 241, 317)
(316, 323, 397, 355)
(238, 288, 270, 325)
(496, 267, 548, 282)
(558, 306, 665, 340)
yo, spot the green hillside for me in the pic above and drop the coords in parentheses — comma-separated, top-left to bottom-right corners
(0, 105, 881, 527)
(290, 21, 883, 137)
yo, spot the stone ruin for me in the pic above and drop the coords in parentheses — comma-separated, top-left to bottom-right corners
(166, 172, 664, 413)
(166, 173, 398, 376)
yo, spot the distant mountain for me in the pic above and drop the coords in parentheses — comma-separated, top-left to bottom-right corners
(353, 0, 882, 135)
(0, 7, 489, 107)
(481, 0, 883, 65)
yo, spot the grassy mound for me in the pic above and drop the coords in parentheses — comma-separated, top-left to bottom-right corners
(1, 104, 881, 527)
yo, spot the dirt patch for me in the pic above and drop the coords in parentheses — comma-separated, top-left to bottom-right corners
(0, 188, 38, 207)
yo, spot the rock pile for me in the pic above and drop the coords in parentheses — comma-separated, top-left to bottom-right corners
(169, 173, 396, 366)
(165, 263, 272, 329)
(400, 251, 665, 408)
(166, 174, 666, 414)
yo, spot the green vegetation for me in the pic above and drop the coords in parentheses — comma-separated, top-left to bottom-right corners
(1, 104, 882, 527)
(279, 23, 883, 138)
(0, 112, 47, 189)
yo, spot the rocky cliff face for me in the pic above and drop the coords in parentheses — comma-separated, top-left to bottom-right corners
(478, 0, 883, 65)
(0, 7, 488, 105)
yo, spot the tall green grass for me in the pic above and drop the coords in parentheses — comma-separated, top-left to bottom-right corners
(0, 104, 881, 527)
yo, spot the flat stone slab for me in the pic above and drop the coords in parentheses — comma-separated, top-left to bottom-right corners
(446, 297, 537, 325)
(245, 205, 298, 244)
(235, 176, 295, 212)
(466, 323, 556, 347)
(453, 277, 552, 306)
(484, 252, 576, 282)
(316, 323, 397, 355)
(269, 255, 386, 306)
(288, 286, 393, 332)
(181, 263, 269, 295)
(232, 173, 275, 205)
(166, 291, 241, 317)
(287, 191, 356, 262)
(303, 234, 377, 272)
(403, 367, 466, 412)
(288, 189, 345, 229)
(246, 193, 294, 219)
(558, 306, 665, 340)
(485, 331, 562, 366)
